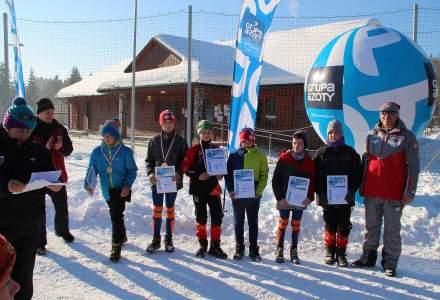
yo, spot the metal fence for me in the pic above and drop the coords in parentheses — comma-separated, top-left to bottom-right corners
(1, 4, 439, 154)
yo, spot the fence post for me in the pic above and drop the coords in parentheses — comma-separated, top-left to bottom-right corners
(186, 5, 193, 146)
(412, 3, 419, 42)
(220, 123, 224, 145)
(268, 132, 272, 160)
(130, 0, 138, 152)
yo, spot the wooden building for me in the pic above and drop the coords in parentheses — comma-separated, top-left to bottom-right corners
(56, 19, 372, 149)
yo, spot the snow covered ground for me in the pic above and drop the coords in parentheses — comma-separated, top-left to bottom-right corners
(33, 133, 440, 299)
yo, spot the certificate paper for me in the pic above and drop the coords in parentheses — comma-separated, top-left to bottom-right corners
(233, 169, 255, 199)
(85, 168, 98, 195)
(205, 148, 227, 176)
(286, 176, 310, 207)
(14, 171, 65, 194)
(327, 175, 348, 205)
(155, 166, 177, 194)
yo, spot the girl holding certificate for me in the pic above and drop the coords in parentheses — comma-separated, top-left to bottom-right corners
(225, 128, 268, 262)
(84, 123, 138, 262)
(314, 120, 361, 267)
(272, 130, 315, 264)
(181, 120, 227, 259)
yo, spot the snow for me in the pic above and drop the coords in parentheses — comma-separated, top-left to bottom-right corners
(58, 18, 374, 98)
(55, 59, 132, 99)
(31, 132, 440, 299)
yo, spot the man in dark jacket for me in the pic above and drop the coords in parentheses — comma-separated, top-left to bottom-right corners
(145, 110, 188, 253)
(314, 120, 362, 267)
(0, 97, 62, 300)
(30, 98, 74, 255)
(352, 101, 420, 277)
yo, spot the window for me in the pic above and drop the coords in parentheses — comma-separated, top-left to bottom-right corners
(265, 99, 277, 119)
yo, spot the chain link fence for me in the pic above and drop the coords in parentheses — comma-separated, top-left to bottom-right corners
(1, 5, 439, 157)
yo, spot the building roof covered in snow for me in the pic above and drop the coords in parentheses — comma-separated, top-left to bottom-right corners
(56, 18, 375, 98)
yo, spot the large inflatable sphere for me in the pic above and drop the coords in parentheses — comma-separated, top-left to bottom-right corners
(304, 21, 438, 153)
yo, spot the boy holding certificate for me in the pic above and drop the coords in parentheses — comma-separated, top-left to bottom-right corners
(84, 123, 138, 262)
(225, 128, 268, 262)
(272, 131, 315, 264)
(145, 110, 188, 253)
(181, 120, 227, 259)
(314, 120, 361, 267)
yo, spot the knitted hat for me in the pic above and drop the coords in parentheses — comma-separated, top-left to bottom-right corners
(0, 234, 16, 288)
(327, 119, 344, 136)
(36, 98, 55, 114)
(105, 116, 121, 128)
(292, 130, 308, 148)
(159, 110, 176, 125)
(239, 127, 256, 144)
(196, 120, 213, 135)
(380, 101, 400, 115)
(2, 97, 37, 130)
(101, 123, 121, 141)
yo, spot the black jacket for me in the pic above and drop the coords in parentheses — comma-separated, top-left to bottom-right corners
(145, 130, 188, 190)
(314, 144, 362, 206)
(30, 118, 73, 182)
(0, 127, 54, 238)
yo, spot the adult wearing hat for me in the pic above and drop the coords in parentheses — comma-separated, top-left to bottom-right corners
(314, 120, 362, 267)
(0, 97, 62, 300)
(225, 127, 269, 262)
(0, 234, 20, 300)
(181, 120, 227, 259)
(31, 98, 74, 255)
(145, 110, 188, 253)
(272, 130, 315, 264)
(352, 101, 420, 277)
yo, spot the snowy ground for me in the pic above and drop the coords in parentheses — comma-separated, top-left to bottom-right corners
(33, 133, 440, 299)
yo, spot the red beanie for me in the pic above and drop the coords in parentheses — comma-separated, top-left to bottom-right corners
(0, 234, 16, 287)
(159, 110, 176, 125)
(239, 127, 256, 144)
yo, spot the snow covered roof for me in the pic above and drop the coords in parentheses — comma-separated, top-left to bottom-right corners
(57, 18, 376, 98)
(55, 59, 131, 99)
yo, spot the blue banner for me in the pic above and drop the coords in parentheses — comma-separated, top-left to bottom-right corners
(228, 0, 279, 152)
(5, 0, 25, 99)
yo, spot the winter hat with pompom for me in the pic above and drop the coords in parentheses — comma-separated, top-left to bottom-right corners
(101, 123, 121, 141)
(2, 97, 37, 130)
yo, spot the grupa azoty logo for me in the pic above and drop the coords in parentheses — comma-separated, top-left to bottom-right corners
(304, 21, 437, 154)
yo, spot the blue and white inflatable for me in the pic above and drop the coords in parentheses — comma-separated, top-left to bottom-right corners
(305, 20, 438, 154)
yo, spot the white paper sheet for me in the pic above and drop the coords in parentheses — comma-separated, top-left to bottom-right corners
(155, 166, 177, 194)
(205, 148, 227, 176)
(85, 167, 97, 195)
(233, 169, 255, 199)
(286, 176, 310, 207)
(327, 175, 348, 205)
(14, 171, 65, 194)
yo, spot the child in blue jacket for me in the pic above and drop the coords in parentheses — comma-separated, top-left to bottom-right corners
(84, 122, 138, 262)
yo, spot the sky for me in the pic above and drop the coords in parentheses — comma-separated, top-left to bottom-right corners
(1, 0, 439, 82)
(6, 0, 440, 20)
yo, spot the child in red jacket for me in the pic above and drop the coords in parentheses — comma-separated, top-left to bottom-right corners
(272, 131, 315, 264)
(181, 120, 227, 259)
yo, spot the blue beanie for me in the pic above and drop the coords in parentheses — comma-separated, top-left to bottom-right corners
(101, 123, 120, 140)
(2, 97, 37, 130)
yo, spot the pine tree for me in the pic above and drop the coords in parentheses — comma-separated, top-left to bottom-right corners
(65, 66, 82, 86)
(26, 68, 39, 107)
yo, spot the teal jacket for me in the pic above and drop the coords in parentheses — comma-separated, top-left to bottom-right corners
(85, 142, 138, 201)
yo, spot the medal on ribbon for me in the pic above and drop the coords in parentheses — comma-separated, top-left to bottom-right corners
(101, 144, 123, 175)
(160, 131, 175, 167)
